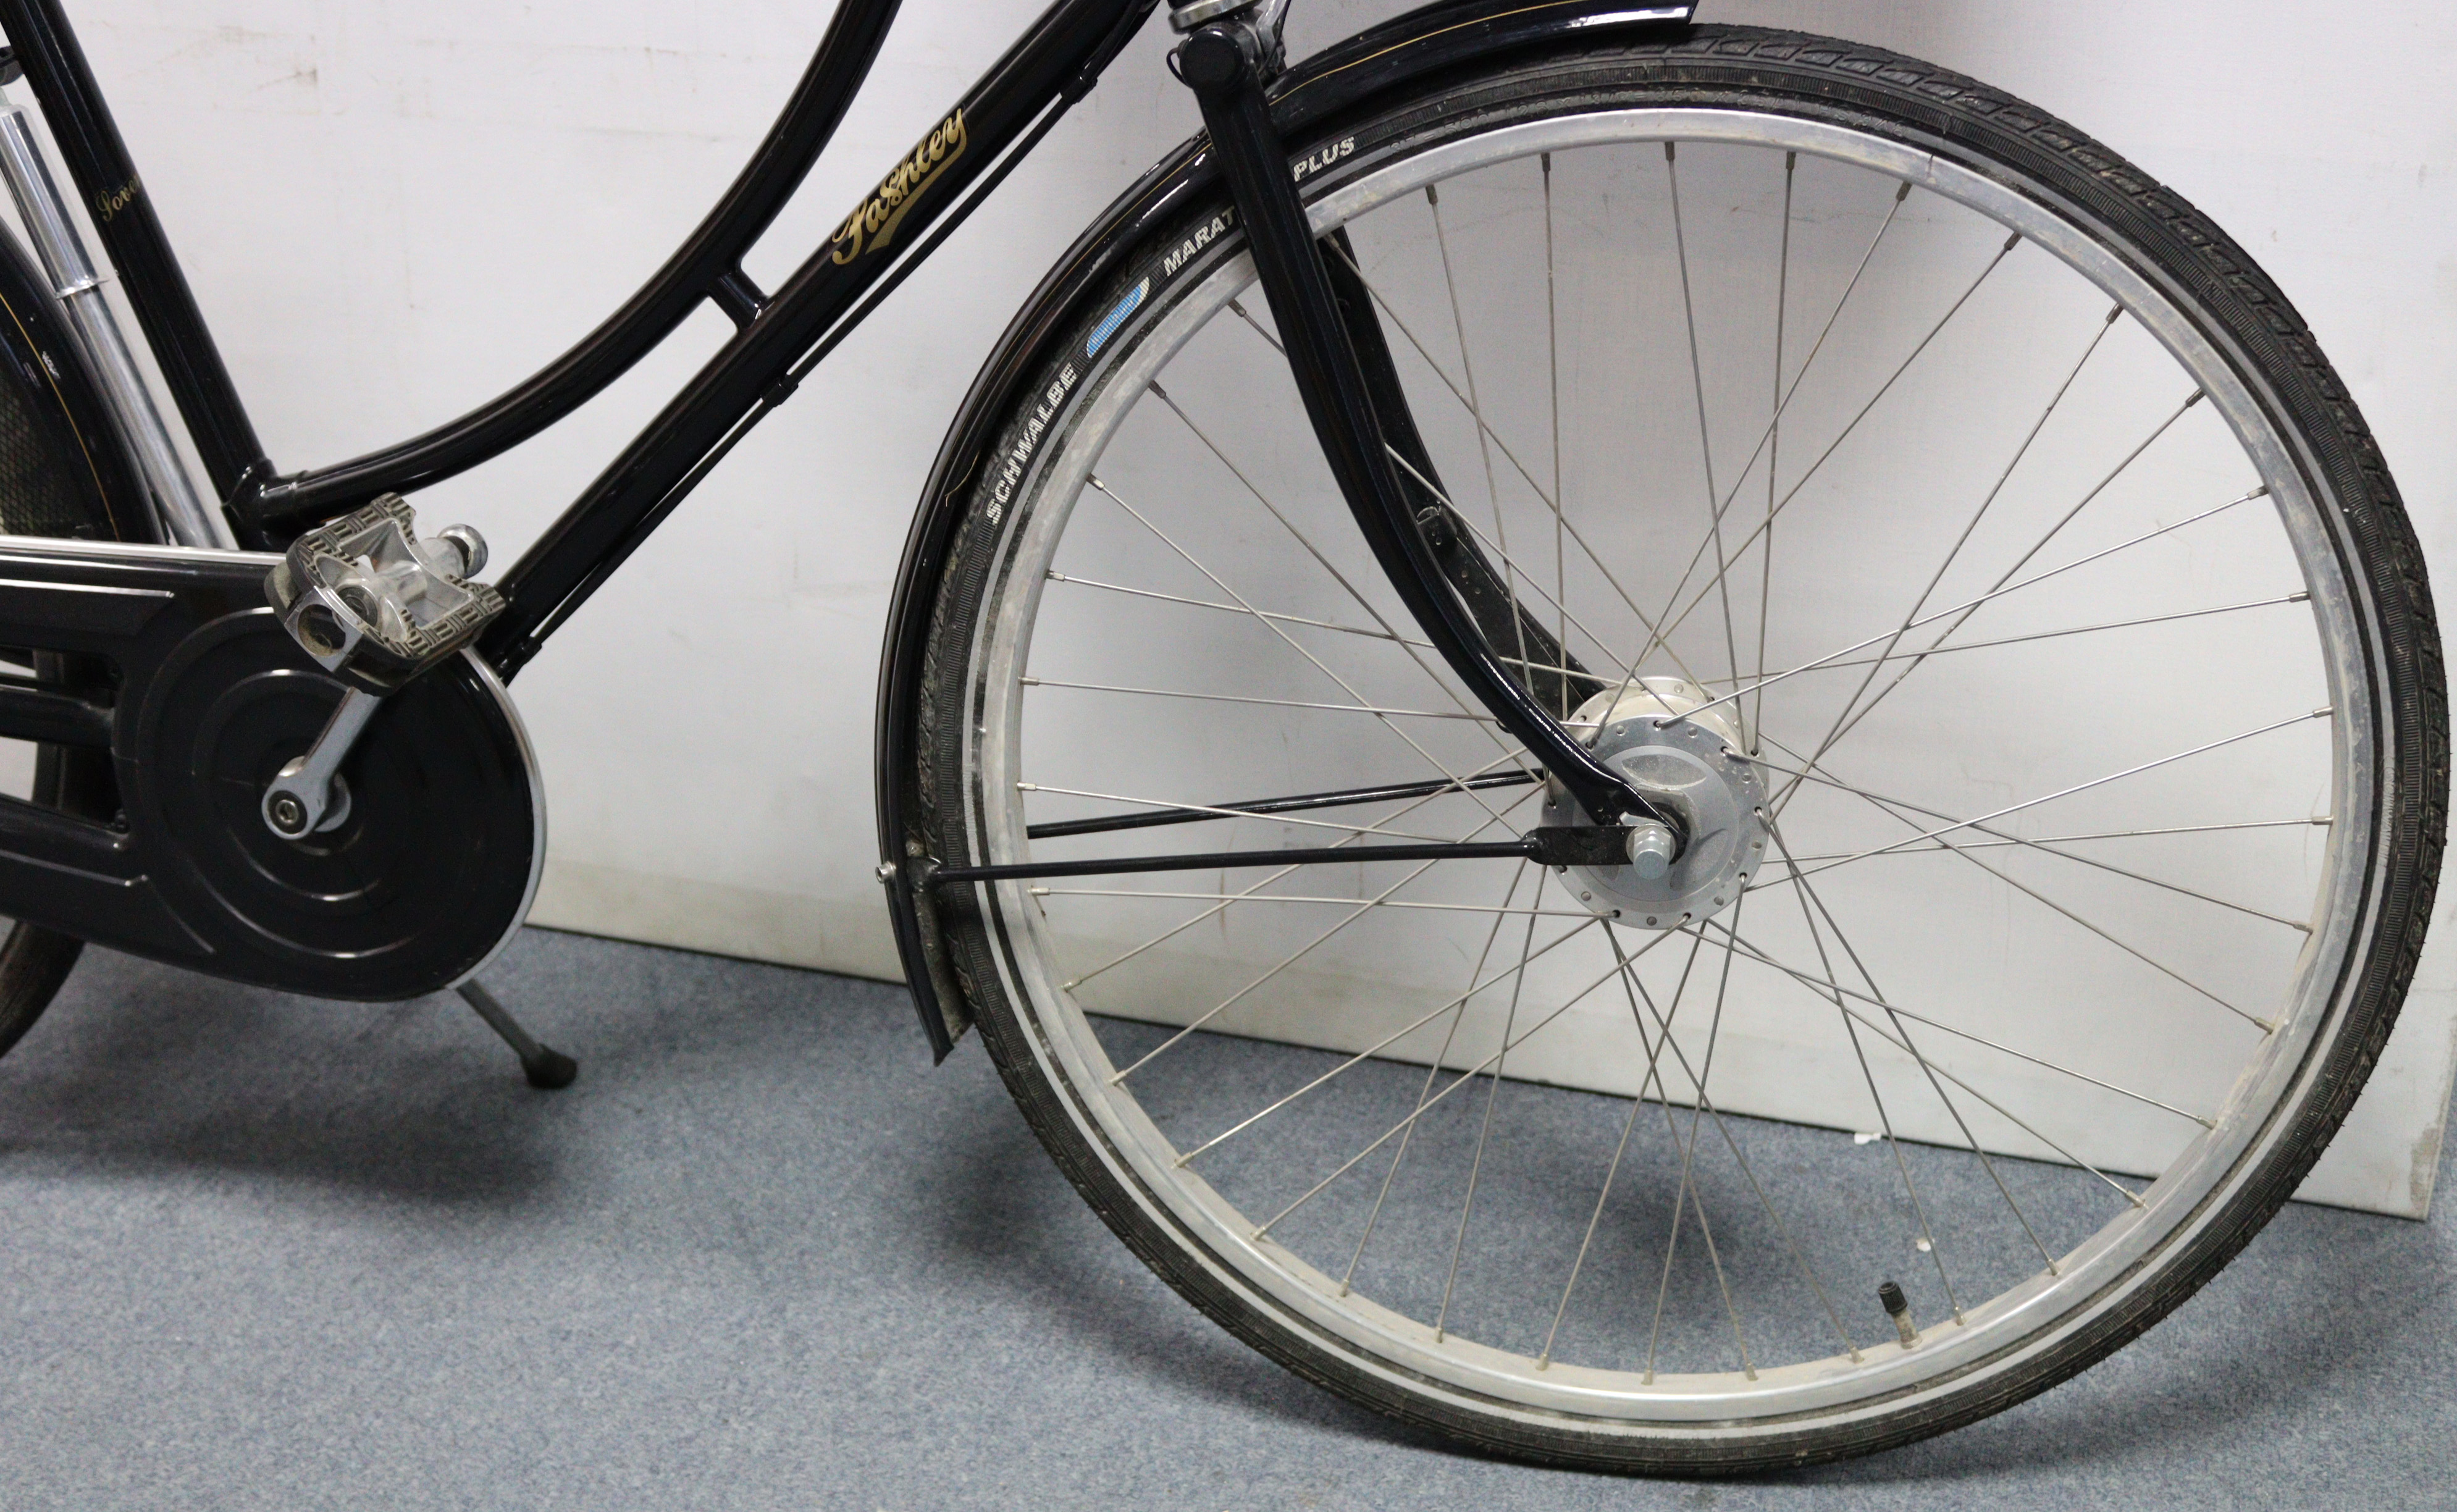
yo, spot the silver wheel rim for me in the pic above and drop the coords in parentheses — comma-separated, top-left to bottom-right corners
(954, 106, 2380, 1434)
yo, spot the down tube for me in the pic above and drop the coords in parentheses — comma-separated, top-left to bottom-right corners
(479, 0, 1154, 676)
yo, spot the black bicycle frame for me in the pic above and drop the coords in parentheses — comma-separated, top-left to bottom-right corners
(0, 0, 1158, 676)
(0, 0, 1712, 1038)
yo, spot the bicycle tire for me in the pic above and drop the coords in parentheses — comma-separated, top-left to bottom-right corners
(901, 24, 2444, 1471)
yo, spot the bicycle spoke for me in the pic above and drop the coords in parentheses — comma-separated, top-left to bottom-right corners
(1149, 385, 1547, 785)
(1716, 913, 2149, 1210)
(1764, 815, 2332, 865)
(1752, 150, 1795, 749)
(1741, 789, 2274, 1032)
(1775, 953, 2211, 1127)
(1660, 894, 1758, 1379)
(1381, 445, 1736, 724)
(1434, 868, 1548, 1339)
(1059, 750, 1535, 993)
(1757, 816, 2063, 1277)
(1752, 736, 2314, 935)
(1640, 926, 1755, 1380)
(1792, 592, 2309, 673)
(1045, 569, 1432, 649)
(1784, 388, 2212, 788)
(1663, 143, 1745, 728)
(1544, 151, 1568, 718)
(1754, 706, 2330, 880)
(1763, 810, 2156, 1203)
(1382, 446, 1686, 686)
(1315, 243, 1715, 682)
(1636, 222, 2024, 671)
(1660, 481, 2270, 741)
(1249, 926, 1686, 1240)
(1590, 899, 1765, 1380)
(1023, 676, 1499, 723)
(1340, 862, 1531, 1296)
(1777, 301, 2125, 781)
(1628, 179, 1917, 665)
(1426, 183, 1531, 684)
(1171, 904, 1597, 1158)
(1533, 968, 1671, 1377)
(1760, 829, 1963, 1316)
(1112, 789, 1544, 1085)
(1850, 789, 2272, 1027)
(1636, 928, 1710, 1376)
(1729, 805, 2225, 1125)
(1538, 1066, 1652, 1368)
(1603, 923, 1863, 1366)
(1084, 476, 1527, 826)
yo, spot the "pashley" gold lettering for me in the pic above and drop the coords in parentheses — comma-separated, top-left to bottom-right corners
(830, 110, 967, 263)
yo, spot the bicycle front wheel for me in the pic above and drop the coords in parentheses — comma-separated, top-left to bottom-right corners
(902, 25, 2443, 1471)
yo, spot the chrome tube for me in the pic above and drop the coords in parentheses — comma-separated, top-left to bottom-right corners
(0, 95, 229, 547)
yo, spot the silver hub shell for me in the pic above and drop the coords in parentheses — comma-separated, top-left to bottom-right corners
(1540, 678, 1768, 927)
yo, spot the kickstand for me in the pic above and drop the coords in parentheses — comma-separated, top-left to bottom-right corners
(455, 980, 578, 1089)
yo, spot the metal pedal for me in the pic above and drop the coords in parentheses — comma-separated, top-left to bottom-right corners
(265, 494, 505, 694)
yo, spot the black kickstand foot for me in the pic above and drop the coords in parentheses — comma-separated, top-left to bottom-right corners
(455, 980, 578, 1089)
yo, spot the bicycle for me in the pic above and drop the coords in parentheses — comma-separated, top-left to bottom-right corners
(0, 0, 2435, 1474)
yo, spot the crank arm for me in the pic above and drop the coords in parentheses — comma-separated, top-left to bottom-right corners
(1173, 15, 1661, 833)
(261, 686, 381, 836)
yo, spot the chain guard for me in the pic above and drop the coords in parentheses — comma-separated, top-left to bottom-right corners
(136, 613, 540, 999)
(0, 539, 540, 1001)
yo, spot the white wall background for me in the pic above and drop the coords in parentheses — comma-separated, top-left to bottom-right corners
(41, 1, 2457, 1213)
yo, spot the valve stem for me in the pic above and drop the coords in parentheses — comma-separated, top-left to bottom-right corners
(1879, 1280, 1920, 1350)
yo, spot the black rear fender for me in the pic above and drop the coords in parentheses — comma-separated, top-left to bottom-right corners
(0, 219, 148, 545)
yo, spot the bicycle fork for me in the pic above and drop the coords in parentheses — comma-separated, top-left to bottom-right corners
(1168, 4, 1674, 847)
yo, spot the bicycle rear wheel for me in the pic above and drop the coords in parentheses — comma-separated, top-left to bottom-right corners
(901, 26, 2443, 1470)
(0, 230, 158, 1062)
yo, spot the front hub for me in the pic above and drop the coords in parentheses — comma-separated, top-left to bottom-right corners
(1540, 678, 1768, 927)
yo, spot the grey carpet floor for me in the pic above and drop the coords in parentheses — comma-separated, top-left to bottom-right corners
(0, 926, 2448, 1510)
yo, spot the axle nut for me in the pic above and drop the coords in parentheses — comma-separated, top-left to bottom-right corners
(1626, 820, 1676, 880)
(267, 792, 308, 836)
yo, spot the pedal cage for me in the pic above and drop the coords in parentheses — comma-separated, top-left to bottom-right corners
(265, 495, 505, 694)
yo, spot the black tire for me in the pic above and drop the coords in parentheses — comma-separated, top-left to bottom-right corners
(905, 25, 2444, 1471)
(0, 232, 159, 1062)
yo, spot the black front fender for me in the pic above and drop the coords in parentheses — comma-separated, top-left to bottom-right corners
(876, 0, 1695, 1058)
